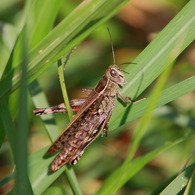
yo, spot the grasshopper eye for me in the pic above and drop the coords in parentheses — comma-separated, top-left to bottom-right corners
(110, 69, 117, 77)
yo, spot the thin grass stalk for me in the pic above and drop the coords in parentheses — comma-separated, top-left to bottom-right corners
(14, 31, 33, 194)
(57, 57, 73, 120)
(57, 57, 82, 195)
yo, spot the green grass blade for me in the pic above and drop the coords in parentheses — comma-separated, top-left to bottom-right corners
(25, 0, 82, 193)
(186, 165, 195, 195)
(126, 61, 175, 162)
(159, 163, 195, 195)
(28, 146, 81, 195)
(124, 24, 187, 162)
(28, 0, 63, 48)
(2, 0, 63, 74)
(26, 0, 67, 140)
(121, 0, 195, 99)
(13, 32, 33, 194)
(110, 75, 195, 130)
(29, 81, 60, 141)
(97, 137, 194, 194)
(57, 58, 82, 194)
(0, 0, 63, 144)
(0, 0, 131, 98)
(110, 0, 195, 128)
(57, 58, 73, 120)
(29, 147, 65, 195)
(42, 186, 67, 195)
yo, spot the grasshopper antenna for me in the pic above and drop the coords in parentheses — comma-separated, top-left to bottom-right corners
(107, 27, 116, 65)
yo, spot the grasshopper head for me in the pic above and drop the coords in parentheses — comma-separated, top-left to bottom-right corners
(106, 65, 126, 86)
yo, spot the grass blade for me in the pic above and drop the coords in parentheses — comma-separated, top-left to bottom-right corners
(110, 1, 195, 128)
(0, 0, 131, 99)
(13, 31, 33, 194)
(159, 163, 195, 195)
(110, 75, 195, 130)
(97, 137, 194, 194)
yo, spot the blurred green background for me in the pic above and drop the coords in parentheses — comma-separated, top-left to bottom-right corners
(0, 0, 194, 194)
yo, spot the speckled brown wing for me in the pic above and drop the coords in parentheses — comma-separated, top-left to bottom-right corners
(50, 111, 108, 171)
(47, 90, 102, 155)
(49, 93, 117, 171)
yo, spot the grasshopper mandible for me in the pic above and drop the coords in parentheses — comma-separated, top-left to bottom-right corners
(33, 65, 131, 171)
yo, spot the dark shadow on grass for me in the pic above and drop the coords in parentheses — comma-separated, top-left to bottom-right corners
(29, 79, 43, 96)
(0, 53, 15, 99)
(40, 118, 56, 125)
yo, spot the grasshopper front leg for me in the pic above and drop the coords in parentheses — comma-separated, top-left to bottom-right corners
(117, 90, 131, 104)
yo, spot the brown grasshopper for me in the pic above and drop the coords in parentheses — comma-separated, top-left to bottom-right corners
(33, 65, 131, 171)
(34, 28, 132, 171)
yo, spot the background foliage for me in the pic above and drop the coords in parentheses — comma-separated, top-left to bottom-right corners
(0, 0, 194, 194)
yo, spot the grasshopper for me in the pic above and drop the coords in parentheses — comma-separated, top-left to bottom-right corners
(33, 29, 132, 171)
(33, 65, 131, 171)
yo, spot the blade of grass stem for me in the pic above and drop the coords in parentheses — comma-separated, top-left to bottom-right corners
(13, 32, 33, 194)
(57, 55, 81, 194)
(24, 0, 82, 193)
(127, 59, 178, 162)
(57, 57, 73, 120)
